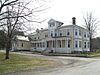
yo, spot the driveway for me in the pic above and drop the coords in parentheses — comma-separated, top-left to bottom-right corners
(1, 51, 99, 75)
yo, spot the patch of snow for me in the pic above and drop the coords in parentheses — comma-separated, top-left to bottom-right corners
(17, 36, 29, 41)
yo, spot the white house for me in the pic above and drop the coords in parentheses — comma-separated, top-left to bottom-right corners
(27, 17, 90, 53)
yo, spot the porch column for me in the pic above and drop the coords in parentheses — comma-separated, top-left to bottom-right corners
(65, 39, 67, 48)
(62, 39, 66, 48)
(45, 41, 47, 48)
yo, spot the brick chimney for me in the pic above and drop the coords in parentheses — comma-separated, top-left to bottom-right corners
(72, 17, 76, 25)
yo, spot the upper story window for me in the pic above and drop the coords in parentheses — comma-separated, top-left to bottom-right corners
(60, 33, 62, 36)
(75, 29, 78, 36)
(21, 43, 23, 47)
(67, 29, 70, 36)
(79, 41, 81, 48)
(45, 34, 48, 37)
(34, 37, 36, 40)
(51, 33, 53, 37)
(38, 37, 39, 39)
(79, 29, 81, 36)
(84, 32, 86, 38)
(50, 22, 55, 27)
(50, 24, 51, 27)
(55, 33, 57, 37)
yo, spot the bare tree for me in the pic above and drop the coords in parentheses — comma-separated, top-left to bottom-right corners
(0, 0, 19, 16)
(83, 12, 100, 51)
(0, 0, 48, 59)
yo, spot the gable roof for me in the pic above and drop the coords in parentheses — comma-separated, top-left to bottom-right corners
(48, 18, 64, 24)
(58, 25, 88, 31)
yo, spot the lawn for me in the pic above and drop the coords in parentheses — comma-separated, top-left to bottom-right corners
(0, 52, 62, 74)
(49, 52, 100, 57)
(88, 52, 100, 57)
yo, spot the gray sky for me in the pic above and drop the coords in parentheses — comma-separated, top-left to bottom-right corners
(30, 0, 100, 37)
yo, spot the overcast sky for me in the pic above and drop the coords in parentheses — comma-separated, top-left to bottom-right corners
(31, 0, 100, 37)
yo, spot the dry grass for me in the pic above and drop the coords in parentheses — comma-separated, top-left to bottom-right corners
(0, 52, 62, 74)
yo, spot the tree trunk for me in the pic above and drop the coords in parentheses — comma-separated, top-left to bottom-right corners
(5, 39, 11, 59)
(5, 47, 10, 59)
(90, 37, 92, 52)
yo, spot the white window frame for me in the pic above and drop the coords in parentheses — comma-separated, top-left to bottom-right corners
(84, 32, 87, 38)
(67, 40, 70, 48)
(79, 29, 81, 36)
(75, 40, 78, 48)
(67, 29, 70, 36)
(84, 42, 87, 48)
(75, 29, 78, 36)
(79, 41, 82, 48)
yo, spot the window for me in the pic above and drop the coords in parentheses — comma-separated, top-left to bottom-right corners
(68, 40, 70, 48)
(75, 29, 78, 36)
(45, 34, 48, 37)
(34, 37, 36, 39)
(67, 29, 70, 35)
(51, 33, 53, 37)
(21, 43, 23, 47)
(84, 32, 86, 38)
(55, 33, 57, 37)
(60, 33, 62, 36)
(75, 41, 78, 48)
(50, 22, 55, 27)
(79, 41, 81, 48)
(51, 22, 55, 26)
(47, 41, 49, 48)
(84, 42, 86, 48)
(79, 29, 81, 36)
(50, 24, 51, 27)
